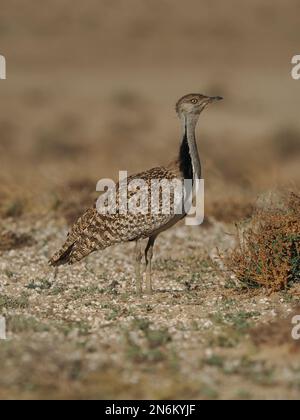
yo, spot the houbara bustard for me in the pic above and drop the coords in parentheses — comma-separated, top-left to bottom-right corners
(49, 94, 222, 294)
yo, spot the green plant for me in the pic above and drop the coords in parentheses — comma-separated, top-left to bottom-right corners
(124, 318, 172, 364)
(0, 293, 30, 311)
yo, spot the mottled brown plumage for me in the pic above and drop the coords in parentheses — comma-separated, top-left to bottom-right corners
(49, 93, 222, 294)
(49, 166, 181, 265)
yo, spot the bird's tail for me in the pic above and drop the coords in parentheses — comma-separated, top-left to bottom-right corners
(48, 241, 75, 267)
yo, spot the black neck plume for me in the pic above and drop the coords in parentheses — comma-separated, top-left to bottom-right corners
(179, 128, 193, 180)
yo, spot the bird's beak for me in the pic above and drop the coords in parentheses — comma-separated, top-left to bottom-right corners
(208, 96, 223, 103)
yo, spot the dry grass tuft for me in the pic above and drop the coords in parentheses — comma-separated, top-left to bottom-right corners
(224, 192, 300, 292)
(0, 230, 36, 251)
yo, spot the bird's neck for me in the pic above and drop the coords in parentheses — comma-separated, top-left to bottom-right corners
(179, 114, 201, 181)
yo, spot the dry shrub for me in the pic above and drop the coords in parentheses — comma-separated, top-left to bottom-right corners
(0, 230, 36, 251)
(0, 184, 27, 219)
(224, 192, 300, 292)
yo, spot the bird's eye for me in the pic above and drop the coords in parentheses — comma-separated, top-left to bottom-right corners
(191, 98, 198, 104)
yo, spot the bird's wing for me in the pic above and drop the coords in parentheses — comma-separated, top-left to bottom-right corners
(49, 166, 182, 266)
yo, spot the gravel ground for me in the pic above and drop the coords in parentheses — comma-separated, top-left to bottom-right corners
(0, 215, 300, 400)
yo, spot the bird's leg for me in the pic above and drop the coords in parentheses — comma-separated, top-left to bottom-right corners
(48, 266, 58, 285)
(145, 236, 156, 295)
(135, 240, 143, 295)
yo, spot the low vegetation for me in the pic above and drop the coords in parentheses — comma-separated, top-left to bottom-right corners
(225, 192, 300, 292)
(0, 230, 36, 251)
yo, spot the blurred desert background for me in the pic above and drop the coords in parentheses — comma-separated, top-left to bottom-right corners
(0, 0, 299, 400)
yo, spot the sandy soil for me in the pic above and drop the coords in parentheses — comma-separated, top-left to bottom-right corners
(0, 215, 299, 399)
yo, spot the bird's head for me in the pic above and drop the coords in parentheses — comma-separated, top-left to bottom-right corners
(175, 93, 223, 118)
